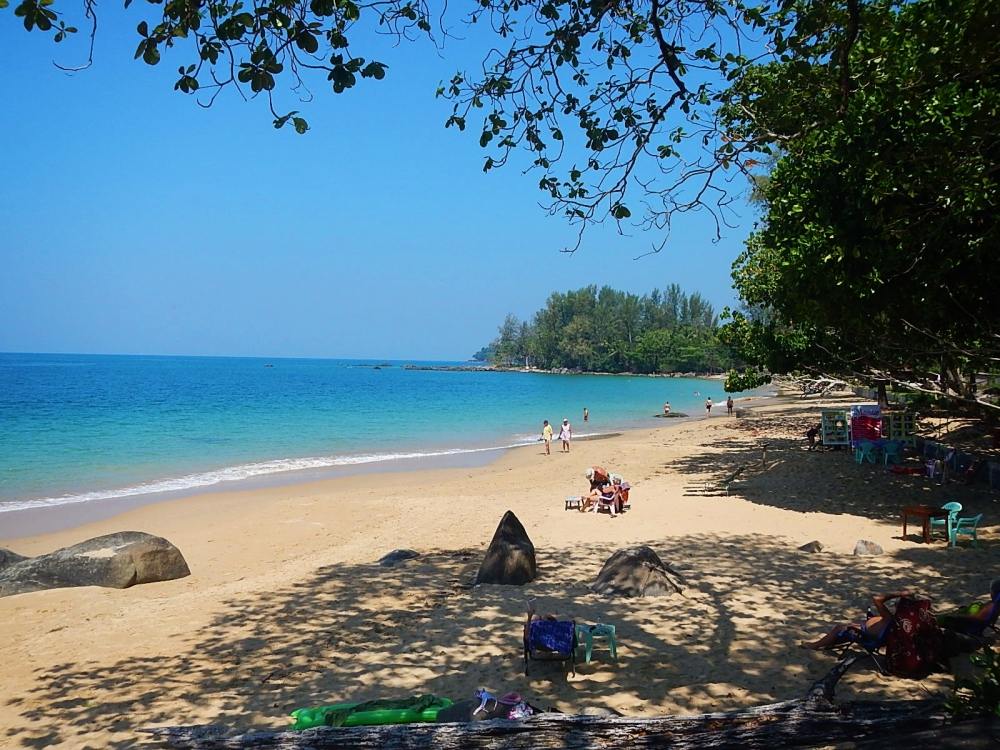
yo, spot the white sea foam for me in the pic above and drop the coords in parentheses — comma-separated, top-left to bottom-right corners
(0, 432, 614, 514)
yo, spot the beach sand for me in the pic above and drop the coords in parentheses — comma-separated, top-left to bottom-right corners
(1, 396, 998, 748)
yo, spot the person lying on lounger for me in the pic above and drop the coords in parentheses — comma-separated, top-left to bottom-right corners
(935, 579, 1000, 636)
(800, 590, 912, 650)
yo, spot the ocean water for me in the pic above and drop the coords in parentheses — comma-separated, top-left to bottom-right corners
(0, 353, 734, 514)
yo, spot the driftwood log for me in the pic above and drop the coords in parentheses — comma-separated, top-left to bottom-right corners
(143, 656, 951, 749)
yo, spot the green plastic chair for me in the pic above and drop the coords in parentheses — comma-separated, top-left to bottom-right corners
(950, 514, 983, 547)
(882, 441, 904, 465)
(855, 440, 878, 464)
(575, 623, 618, 664)
(930, 502, 962, 541)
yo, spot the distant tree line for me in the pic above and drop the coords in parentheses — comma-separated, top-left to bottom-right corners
(481, 285, 736, 374)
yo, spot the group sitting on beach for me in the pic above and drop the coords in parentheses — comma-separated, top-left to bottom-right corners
(576, 466, 630, 518)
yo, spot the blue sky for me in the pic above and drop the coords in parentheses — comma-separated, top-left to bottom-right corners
(0, 10, 757, 360)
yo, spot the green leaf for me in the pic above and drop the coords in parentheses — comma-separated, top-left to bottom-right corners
(142, 44, 160, 65)
(611, 204, 631, 219)
(292, 117, 309, 134)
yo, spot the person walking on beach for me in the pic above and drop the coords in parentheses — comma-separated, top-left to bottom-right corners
(559, 419, 572, 453)
(726, 396, 734, 416)
(705, 397, 713, 414)
(541, 420, 554, 455)
(583, 407, 589, 422)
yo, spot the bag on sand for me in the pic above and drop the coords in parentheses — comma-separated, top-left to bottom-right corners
(885, 597, 943, 678)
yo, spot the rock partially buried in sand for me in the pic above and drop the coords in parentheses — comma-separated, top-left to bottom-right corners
(591, 546, 685, 598)
(799, 541, 824, 553)
(853, 540, 884, 557)
(378, 549, 420, 567)
(0, 531, 191, 597)
(474, 511, 536, 586)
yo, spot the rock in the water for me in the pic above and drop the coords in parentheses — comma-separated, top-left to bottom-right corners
(0, 531, 191, 597)
(799, 541, 824, 553)
(474, 511, 536, 586)
(378, 549, 420, 567)
(591, 546, 685, 598)
(0, 548, 28, 570)
(853, 540, 884, 557)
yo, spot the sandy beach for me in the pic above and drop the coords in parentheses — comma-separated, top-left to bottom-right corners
(2, 395, 998, 748)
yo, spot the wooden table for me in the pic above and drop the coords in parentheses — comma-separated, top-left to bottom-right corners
(901, 505, 950, 543)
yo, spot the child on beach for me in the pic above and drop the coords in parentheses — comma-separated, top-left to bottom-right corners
(541, 420, 554, 455)
(559, 419, 572, 453)
(705, 397, 713, 414)
(726, 396, 734, 416)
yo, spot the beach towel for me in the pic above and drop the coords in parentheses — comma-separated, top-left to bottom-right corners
(528, 620, 574, 654)
(885, 597, 943, 678)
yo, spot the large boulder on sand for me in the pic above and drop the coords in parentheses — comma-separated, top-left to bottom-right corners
(0, 548, 28, 570)
(591, 546, 685, 598)
(853, 540, 884, 557)
(474, 511, 536, 586)
(0, 531, 190, 597)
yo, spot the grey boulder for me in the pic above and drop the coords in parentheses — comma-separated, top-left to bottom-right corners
(853, 539, 884, 557)
(591, 546, 685, 598)
(474, 511, 536, 586)
(0, 548, 28, 570)
(799, 541, 824, 553)
(378, 549, 420, 567)
(0, 531, 191, 597)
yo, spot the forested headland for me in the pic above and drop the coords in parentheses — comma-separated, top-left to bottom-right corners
(477, 285, 736, 375)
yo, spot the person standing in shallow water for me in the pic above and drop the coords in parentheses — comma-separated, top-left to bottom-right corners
(663, 402, 671, 415)
(541, 420, 554, 455)
(583, 407, 589, 422)
(705, 397, 713, 414)
(559, 418, 572, 453)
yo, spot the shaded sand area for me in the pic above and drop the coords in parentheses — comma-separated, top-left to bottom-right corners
(2, 397, 999, 748)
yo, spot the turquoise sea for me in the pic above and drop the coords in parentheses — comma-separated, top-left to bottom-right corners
(0, 353, 737, 515)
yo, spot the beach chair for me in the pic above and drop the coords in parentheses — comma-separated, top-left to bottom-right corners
(950, 514, 983, 548)
(882, 440, 905, 466)
(593, 486, 621, 516)
(937, 591, 1000, 642)
(833, 616, 895, 675)
(854, 440, 879, 464)
(524, 617, 577, 676)
(929, 502, 962, 541)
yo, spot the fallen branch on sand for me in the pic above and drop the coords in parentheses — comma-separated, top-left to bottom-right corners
(143, 656, 947, 749)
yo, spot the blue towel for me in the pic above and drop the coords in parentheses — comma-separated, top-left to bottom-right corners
(529, 620, 574, 653)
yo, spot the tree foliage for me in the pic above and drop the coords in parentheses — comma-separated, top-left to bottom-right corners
(486, 284, 734, 373)
(718, 0, 1000, 407)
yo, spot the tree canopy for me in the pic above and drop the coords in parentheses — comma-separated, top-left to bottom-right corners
(718, 0, 1000, 407)
(485, 284, 735, 373)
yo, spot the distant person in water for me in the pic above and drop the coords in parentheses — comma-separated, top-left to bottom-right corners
(583, 407, 589, 422)
(705, 397, 713, 414)
(663, 402, 671, 415)
(541, 420, 553, 455)
(559, 419, 572, 453)
(726, 396, 734, 416)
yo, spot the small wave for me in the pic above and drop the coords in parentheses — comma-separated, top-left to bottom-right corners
(0, 431, 616, 514)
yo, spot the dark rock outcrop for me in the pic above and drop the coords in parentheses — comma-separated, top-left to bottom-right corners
(591, 546, 685, 598)
(0, 548, 28, 570)
(378, 549, 420, 567)
(799, 541, 824, 553)
(474, 511, 536, 586)
(0, 531, 191, 597)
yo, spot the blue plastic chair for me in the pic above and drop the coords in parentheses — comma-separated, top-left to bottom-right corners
(882, 441, 904, 465)
(950, 514, 983, 548)
(855, 440, 879, 464)
(930, 502, 962, 541)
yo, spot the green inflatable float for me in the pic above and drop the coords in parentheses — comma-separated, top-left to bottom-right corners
(290, 694, 453, 730)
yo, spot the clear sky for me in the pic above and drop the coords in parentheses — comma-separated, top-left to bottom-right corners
(0, 11, 757, 360)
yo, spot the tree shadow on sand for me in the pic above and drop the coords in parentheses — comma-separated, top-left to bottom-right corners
(665, 415, 999, 526)
(6, 530, 993, 749)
